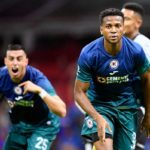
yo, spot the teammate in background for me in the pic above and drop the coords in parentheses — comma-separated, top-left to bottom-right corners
(121, 3, 150, 149)
(0, 44, 66, 150)
(74, 8, 150, 150)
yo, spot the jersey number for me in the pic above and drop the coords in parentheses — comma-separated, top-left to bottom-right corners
(35, 137, 48, 150)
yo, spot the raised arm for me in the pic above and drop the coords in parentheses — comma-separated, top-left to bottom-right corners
(19, 81, 66, 117)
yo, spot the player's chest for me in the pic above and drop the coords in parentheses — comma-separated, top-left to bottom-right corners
(92, 57, 134, 77)
(2, 84, 33, 102)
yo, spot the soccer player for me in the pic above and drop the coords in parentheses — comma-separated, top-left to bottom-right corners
(0, 44, 66, 150)
(121, 2, 150, 61)
(74, 8, 150, 150)
(121, 2, 150, 149)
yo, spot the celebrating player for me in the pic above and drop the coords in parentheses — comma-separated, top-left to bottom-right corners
(0, 43, 66, 150)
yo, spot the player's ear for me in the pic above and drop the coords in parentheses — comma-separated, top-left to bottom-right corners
(135, 14, 143, 29)
(137, 18, 142, 28)
(100, 26, 103, 35)
(25, 58, 29, 65)
(4, 57, 7, 65)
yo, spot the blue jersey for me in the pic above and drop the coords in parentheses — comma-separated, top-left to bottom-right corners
(76, 36, 149, 109)
(0, 65, 59, 124)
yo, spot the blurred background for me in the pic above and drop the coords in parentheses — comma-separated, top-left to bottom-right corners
(0, 0, 150, 149)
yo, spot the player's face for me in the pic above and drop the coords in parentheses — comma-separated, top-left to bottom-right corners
(121, 8, 140, 37)
(100, 16, 124, 44)
(4, 50, 28, 83)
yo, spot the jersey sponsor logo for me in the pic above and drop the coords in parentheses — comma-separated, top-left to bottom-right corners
(109, 60, 119, 69)
(15, 96, 23, 101)
(7, 100, 15, 108)
(109, 70, 118, 76)
(15, 100, 34, 107)
(97, 75, 129, 84)
(7, 99, 34, 108)
(14, 86, 22, 95)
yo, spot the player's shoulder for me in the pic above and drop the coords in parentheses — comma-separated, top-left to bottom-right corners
(0, 66, 9, 78)
(81, 37, 102, 55)
(123, 36, 143, 54)
(135, 33, 150, 42)
(82, 37, 102, 53)
(134, 33, 150, 48)
(26, 65, 44, 77)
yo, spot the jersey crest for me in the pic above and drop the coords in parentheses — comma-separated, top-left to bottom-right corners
(14, 86, 23, 95)
(109, 59, 119, 69)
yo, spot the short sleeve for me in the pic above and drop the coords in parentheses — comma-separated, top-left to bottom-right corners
(76, 50, 92, 82)
(135, 47, 150, 75)
(34, 70, 56, 96)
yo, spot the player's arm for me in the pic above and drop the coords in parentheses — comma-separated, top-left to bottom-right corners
(74, 79, 111, 143)
(140, 68, 150, 137)
(135, 46, 150, 136)
(19, 81, 66, 117)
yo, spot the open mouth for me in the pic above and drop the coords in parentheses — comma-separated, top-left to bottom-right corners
(12, 68, 19, 74)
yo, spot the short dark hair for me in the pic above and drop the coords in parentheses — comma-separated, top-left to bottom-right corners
(7, 44, 24, 51)
(7, 44, 27, 53)
(99, 8, 124, 25)
(122, 2, 144, 17)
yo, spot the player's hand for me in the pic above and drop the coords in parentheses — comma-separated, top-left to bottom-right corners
(141, 113, 150, 137)
(96, 115, 112, 143)
(19, 81, 42, 95)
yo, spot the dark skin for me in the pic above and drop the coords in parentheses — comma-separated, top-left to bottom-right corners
(74, 15, 150, 150)
(141, 71, 150, 137)
(100, 16, 124, 55)
(74, 81, 113, 150)
(74, 15, 124, 150)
